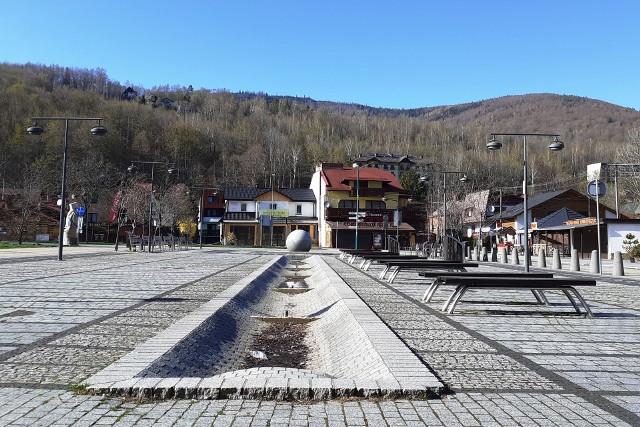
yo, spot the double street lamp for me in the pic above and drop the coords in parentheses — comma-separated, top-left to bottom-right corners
(127, 161, 177, 252)
(27, 117, 107, 261)
(487, 132, 564, 272)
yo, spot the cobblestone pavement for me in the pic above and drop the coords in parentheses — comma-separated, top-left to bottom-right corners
(0, 245, 638, 426)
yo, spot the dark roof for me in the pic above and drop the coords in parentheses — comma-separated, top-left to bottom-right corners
(223, 187, 316, 202)
(488, 189, 567, 220)
(535, 208, 584, 228)
(353, 153, 421, 164)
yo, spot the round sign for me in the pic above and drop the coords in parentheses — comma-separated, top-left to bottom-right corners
(75, 206, 86, 217)
(587, 180, 606, 198)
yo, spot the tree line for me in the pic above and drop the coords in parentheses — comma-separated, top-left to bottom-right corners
(1, 62, 640, 241)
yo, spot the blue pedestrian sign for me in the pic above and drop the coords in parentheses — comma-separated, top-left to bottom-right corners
(76, 206, 86, 217)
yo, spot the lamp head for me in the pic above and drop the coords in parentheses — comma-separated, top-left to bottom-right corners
(459, 174, 469, 183)
(127, 164, 137, 173)
(167, 166, 177, 174)
(548, 137, 564, 151)
(27, 124, 44, 135)
(90, 120, 107, 136)
(486, 138, 502, 150)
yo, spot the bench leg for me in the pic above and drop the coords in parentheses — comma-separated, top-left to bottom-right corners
(442, 285, 465, 312)
(379, 266, 391, 280)
(359, 259, 367, 269)
(531, 290, 550, 305)
(363, 259, 373, 270)
(562, 288, 593, 317)
(422, 280, 441, 302)
(446, 285, 470, 314)
(388, 267, 401, 283)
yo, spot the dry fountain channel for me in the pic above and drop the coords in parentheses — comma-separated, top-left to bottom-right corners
(84, 254, 443, 400)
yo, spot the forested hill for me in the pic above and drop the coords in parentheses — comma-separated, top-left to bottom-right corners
(2, 62, 640, 206)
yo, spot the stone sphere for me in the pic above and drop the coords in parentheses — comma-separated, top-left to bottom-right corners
(286, 230, 312, 252)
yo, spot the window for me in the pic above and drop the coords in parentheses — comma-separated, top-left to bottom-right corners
(366, 201, 385, 210)
(240, 203, 247, 212)
(269, 203, 277, 209)
(338, 200, 357, 209)
(296, 204, 303, 215)
(88, 213, 98, 223)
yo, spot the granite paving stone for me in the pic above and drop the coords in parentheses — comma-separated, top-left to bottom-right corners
(0, 247, 637, 426)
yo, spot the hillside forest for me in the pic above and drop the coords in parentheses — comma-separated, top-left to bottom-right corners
(2, 62, 640, 239)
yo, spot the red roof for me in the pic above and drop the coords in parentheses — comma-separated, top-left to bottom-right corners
(322, 167, 403, 191)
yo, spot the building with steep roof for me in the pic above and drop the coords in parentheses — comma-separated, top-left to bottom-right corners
(351, 153, 421, 179)
(310, 163, 418, 249)
(222, 187, 317, 246)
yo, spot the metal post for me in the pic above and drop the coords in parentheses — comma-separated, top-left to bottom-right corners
(522, 135, 530, 272)
(270, 173, 275, 246)
(614, 168, 620, 218)
(199, 188, 204, 249)
(57, 119, 70, 261)
(595, 178, 602, 274)
(148, 164, 155, 252)
(355, 166, 360, 249)
(443, 175, 447, 237)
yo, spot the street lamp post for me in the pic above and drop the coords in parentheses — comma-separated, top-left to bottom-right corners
(352, 164, 361, 249)
(128, 161, 176, 252)
(190, 186, 220, 249)
(270, 173, 275, 246)
(27, 117, 107, 261)
(487, 132, 564, 272)
(440, 172, 469, 238)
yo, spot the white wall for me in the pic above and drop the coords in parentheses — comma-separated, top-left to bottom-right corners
(607, 223, 640, 257)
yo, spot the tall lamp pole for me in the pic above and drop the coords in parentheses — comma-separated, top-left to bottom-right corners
(352, 164, 361, 249)
(128, 161, 176, 252)
(487, 132, 564, 272)
(27, 117, 107, 261)
(441, 171, 469, 238)
(270, 173, 275, 246)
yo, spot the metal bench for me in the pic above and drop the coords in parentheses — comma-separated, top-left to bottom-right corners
(418, 272, 554, 303)
(126, 232, 142, 252)
(436, 276, 596, 317)
(379, 260, 479, 283)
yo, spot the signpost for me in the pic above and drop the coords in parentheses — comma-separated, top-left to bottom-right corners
(587, 180, 605, 274)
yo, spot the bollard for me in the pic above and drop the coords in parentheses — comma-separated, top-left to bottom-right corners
(466, 246, 471, 260)
(500, 247, 508, 263)
(481, 247, 488, 262)
(552, 249, 562, 270)
(473, 247, 479, 261)
(491, 246, 497, 262)
(589, 250, 600, 274)
(612, 251, 625, 276)
(570, 249, 580, 271)
(511, 247, 520, 265)
(537, 249, 547, 268)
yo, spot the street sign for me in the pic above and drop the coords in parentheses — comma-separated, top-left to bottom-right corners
(260, 209, 288, 217)
(587, 180, 606, 198)
(348, 211, 366, 217)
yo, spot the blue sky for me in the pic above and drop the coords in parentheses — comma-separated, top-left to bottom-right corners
(2, 1, 639, 110)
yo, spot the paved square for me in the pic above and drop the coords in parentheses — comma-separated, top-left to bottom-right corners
(0, 245, 638, 426)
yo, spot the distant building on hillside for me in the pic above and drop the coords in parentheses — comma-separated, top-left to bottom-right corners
(351, 153, 422, 179)
(121, 87, 138, 101)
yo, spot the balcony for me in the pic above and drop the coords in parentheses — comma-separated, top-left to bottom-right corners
(347, 188, 388, 198)
(325, 208, 426, 225)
